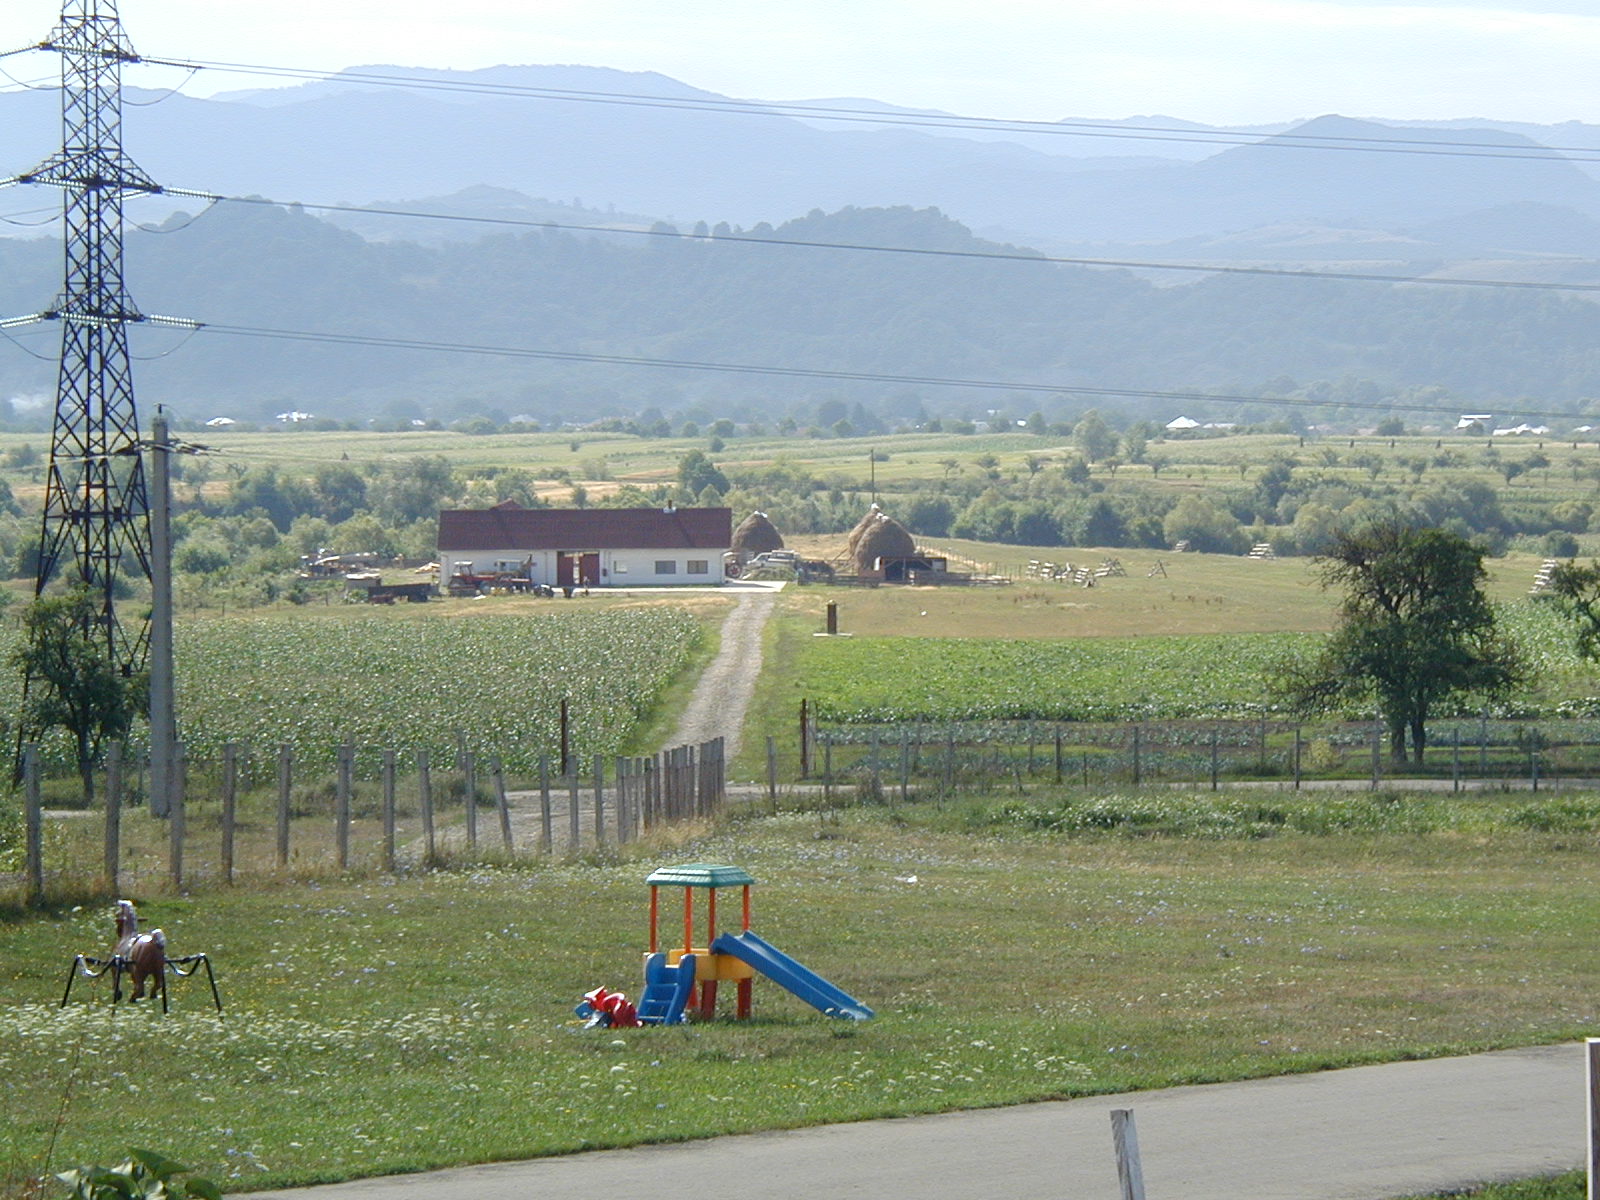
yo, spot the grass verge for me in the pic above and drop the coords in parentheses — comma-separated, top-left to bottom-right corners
(3, 792, 1599, 1192)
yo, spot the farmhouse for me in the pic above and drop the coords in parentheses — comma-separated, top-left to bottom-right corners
(437, 502, 733, 588)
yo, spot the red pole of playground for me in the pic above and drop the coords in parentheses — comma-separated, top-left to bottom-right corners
(649, 886, 659, 954)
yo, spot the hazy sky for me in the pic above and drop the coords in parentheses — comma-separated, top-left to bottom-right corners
(5, 1, 1600, 125)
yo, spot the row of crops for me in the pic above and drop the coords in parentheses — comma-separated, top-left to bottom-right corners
(795, 601, 1600, 725)
(0, 607, 703, 776)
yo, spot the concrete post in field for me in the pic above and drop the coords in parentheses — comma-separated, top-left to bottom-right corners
(593, 754, 605, 844)
(1111, 1109, 1147, 1200)
(766, 735, 777, 803)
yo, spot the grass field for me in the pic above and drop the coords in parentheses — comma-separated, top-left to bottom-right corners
(4, 795, 1600, 1192)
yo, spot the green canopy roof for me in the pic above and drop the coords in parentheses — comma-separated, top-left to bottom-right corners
(646, 863, 756, 888)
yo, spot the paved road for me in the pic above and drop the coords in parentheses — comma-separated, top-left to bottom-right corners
(233, 1043, 1581, 1200)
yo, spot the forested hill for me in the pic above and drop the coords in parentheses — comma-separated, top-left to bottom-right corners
(0, 203, 1595, 428)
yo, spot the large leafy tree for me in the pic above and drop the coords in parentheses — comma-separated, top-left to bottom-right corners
(1279, 522, 1520, 762)
(1545, 560, 1600, 660)
(11, 587, 146, 800)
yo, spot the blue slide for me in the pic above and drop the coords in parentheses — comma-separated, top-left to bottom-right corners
(636, 952, 697, 1024)
(709, 930, 874, 1021)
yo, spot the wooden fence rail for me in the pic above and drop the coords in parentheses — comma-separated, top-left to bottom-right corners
(14, 736, 726, 897)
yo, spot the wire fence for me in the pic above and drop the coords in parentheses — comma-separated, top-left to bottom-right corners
(800, 713, 1600, 798)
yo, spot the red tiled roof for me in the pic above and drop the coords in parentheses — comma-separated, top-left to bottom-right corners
(438, 506, 732, 551)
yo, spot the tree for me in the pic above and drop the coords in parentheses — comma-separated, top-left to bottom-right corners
(677, 450, 729, 496)
(1278, 523, 1520, 763)
(1073, 409, 1117, 462)
(12, 587, 147, 800)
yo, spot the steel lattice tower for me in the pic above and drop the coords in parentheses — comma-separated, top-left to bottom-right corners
(15, 0, 161, 673)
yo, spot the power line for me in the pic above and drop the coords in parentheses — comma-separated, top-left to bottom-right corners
(163, 59, 1600, 164)
(161, 191, 1600, 296)
(194, 320, 1594, 423)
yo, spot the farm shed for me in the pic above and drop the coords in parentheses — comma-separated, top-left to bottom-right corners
(437, 502, 733, 588)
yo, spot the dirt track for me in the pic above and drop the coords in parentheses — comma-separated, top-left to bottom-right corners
(663, 591, 775, 757)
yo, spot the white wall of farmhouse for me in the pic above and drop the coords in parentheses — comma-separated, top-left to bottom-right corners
(443, 547, 727, 587)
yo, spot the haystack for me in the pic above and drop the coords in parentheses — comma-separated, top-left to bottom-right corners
(853, 511, 916, 575)
(845, 503, 885, 561)
(731, 511, 783, 561)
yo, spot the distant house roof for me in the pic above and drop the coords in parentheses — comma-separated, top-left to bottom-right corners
(438, 504, 732, 552)
(1165, 416, 1200, 430)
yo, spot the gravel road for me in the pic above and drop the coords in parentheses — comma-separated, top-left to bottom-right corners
(663, 590, 775, 757)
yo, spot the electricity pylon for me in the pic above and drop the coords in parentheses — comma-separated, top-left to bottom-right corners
(2, 0, 192, 672)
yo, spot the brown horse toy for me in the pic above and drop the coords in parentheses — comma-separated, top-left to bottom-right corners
(111, 899, 167, 1005)
(60, 900, 222, 1014)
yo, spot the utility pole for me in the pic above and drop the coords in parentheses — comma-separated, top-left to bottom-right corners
(147, 408, 174, 817)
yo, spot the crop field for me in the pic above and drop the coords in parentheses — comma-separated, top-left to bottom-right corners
(0, 602, 707, 776)
(787, 599, 1597, 726)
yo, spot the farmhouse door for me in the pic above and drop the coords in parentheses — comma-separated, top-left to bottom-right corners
(579, 553, 600, 586)
(557, 552, 576, 587)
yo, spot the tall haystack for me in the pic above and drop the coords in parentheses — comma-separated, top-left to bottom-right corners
(731, 511, 783, 561)
(853, 511, 916, 575)
(845, 503, 885, 561)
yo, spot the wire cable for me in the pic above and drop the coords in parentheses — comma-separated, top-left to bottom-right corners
(173, 57, 1600, 164)
(177, 191, 1600, 295)
(193, 320, 1594, 423)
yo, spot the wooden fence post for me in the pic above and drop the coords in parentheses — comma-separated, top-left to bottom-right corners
(538, 755, 553, 854)
(418, 749, 436, 861)
(1293, 726, 1302, 791)
(276, 744, 292, 868)
(336, 743, 352, 869)
(493, 756, 513, 851)
(382, 748, 397, 872)
(1110, 1109, 1147, 1200)
(615, 756, 629, 844)
(1210, 728, 1219, 790)
(568, 765, 581, 852)
(170, 740, 186, 891)
(221, 742, 237, 884)
(104, 740, 122, 892)
(463, 750, 478, 849)
(766, 735, 777, 804)
(23, 743, 41, 904)
(799, 698, 809, 779)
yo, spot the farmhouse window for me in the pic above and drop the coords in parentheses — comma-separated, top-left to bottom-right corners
(686, 560, 709, 574)
(655, 560, 678, 574)
(613, 562, 628, 574)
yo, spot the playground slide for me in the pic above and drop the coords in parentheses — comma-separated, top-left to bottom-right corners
(708, 930, 874, 1021)
(637, 952, 697, 1025)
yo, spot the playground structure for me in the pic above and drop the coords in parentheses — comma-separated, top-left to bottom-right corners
(632, 863, 873, 1024)
(60, 900, 223, 1015)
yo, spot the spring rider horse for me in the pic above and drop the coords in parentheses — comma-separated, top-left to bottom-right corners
(60, 900, 223, 1014)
